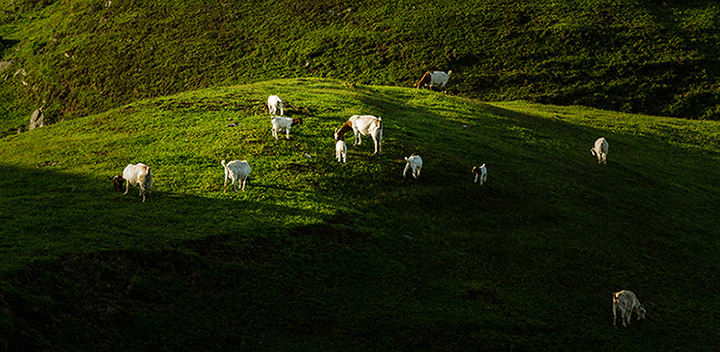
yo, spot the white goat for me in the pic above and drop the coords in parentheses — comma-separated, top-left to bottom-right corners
(334, 128, 347, 163)
(613, 290, 647, 327)
(221, 160, 251, 193)
(403, 154, 423, 179)
(414, 70, 452, 93)
(335, 115, 383, 154)
(267, 95, 283, 116)
(472, 164, 487, 185)
(591, 137, 609, 164)
(271, 116, 303, 140)
(113, 163, 153, 202)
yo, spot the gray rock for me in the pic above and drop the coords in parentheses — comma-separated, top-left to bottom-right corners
(0, 61, 13, 71)
(29, 108, 45, 130)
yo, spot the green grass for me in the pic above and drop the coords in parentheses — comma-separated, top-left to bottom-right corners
(0, 78, 719, 350)
(3, 0, 720, 136)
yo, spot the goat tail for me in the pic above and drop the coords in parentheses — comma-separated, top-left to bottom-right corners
(447, 70, 452, 75)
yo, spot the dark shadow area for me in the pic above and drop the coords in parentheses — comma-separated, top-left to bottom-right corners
(0, 163, 395, 351)
(0, 38, 20, 55)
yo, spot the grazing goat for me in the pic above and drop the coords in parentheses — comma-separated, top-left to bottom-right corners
(335, 115, 383, 154)
(613, 290, 646, 327)
(267, 95, 283, 116)
(334, 128, 347, 163)
(113, 163, 153, 202)
(403, 154, 423, 179)
(414, 70, 452, 93)
(271, 116, 303, 140)
(221, 160, 251, 193)
(472, 164, 487, 185)
(591, 137, 609, 164)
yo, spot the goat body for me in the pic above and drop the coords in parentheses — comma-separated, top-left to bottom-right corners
(334, 128, 348, 163)
(613, 290, 646, 327)
(414, 70, 452, 92)
(472, 164, 487, 185)
(267, 95, 283, 116)
(335, 140, 347, 163)
(335, 115, 383, 154)
(113, 163, 153, 202)
(591, 137, 609, 164)
(403, 154, 423, 179)
(271, 116, 303, 140)
(221, 160, 251, 193)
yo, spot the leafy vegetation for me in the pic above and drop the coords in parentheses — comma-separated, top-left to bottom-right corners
(3, 0, 720, 136)
(0, 79, 719, 350)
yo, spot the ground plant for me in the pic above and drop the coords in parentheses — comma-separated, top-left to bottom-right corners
(0, 78, 718, 350)
(3, 0, 720, 135)
(2, 0, 720, 350)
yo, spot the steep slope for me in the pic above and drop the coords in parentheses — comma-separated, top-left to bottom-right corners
(3, 0, 720, 135)
(0, 79, 719, 350)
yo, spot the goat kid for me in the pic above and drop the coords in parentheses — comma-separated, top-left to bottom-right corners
(591, 137, 609, 164)
(414, 70, 452, 92)
(221, 160, 251, 193)
(403, 154, 423, 179)
(113, 163, 153, 202)
(335, 115, 383, 154)
(334, 128, 347, 163)
(613, 290, 646, 327)
(472, 164, 487, 185)
(267, 95, 283, 116)
(271, 116, 303, 140)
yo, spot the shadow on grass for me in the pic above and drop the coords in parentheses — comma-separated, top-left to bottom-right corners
(0, 164, 332, 272)
(0, 163, 400, 350)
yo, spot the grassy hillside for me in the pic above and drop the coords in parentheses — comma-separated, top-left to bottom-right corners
(1, 78, 719, 350)
(3, 0, 720, 135)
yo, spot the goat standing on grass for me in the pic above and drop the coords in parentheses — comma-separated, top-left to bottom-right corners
(403, 154, 423, 179)
(472, 164, 487, 185)
(335, 115, 383, 154)
(414, 70, 452, 93)
(221, 160, 251, 193)
(113, 163, 153, 202)
(271, 116, 303, 140)
(267, 95, 283, 116)
(613, 290, 646, 327)
(334, 128, 347, 163)
(591, 137, 609, 164)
